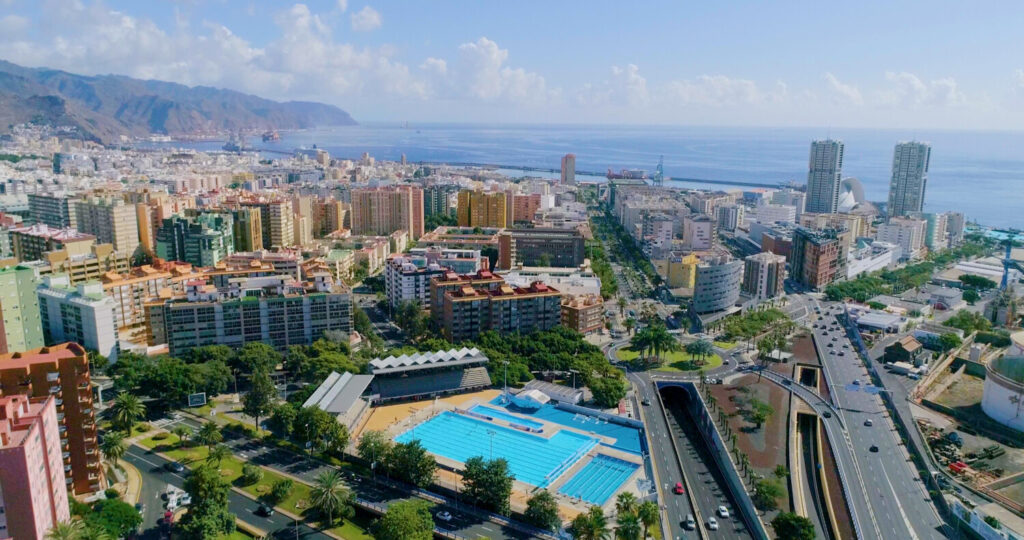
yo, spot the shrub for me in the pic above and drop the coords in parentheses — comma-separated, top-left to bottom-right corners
(240, 463, 264, 486)
(267, 479, 293, 504)
(135, 423, 151, 433)
(153, 432, 169, 440)
(104, 488, 120, 499)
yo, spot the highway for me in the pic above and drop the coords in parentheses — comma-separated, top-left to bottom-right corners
(810, 302, 948, 540)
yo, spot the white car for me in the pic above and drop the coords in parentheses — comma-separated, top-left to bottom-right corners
(717, 505, 730, 518)
(708, 517, 719, 530)
(435, 510, 453, 522)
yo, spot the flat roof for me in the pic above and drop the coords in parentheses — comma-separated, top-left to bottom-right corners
(302, 372, 374, 414)
(856, 311, 904, 328)
(522, 379, 584, 402)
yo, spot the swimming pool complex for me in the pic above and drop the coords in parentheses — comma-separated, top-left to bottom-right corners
(558, 455, 639, 505)
(469, 405, 544, 429)
(488, 397, 644, 455)
(395, 411, 596, 487)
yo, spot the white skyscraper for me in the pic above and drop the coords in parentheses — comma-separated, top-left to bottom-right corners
(887, 141, 931, 217)
(805, 140, 844, 214)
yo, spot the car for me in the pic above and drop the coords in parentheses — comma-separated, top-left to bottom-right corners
(135, 502, 145, 515)
(832, 337, 838, 342)
(864, 419, 873, 426)
(166, 461, 185, 473)
(827, 343, 834, 348)
(256, 503, 274, 517)
(673, 482, 685, 494)
(435, 510, 453, 522)
(838, 351, 845, 356)
(642, 398, 651, 406)
(717, 505, 730, 518)
(853, 379, 861, 385)
(708, 517, 719, 531)
(822, 410, 832, 418)
(869, 445, 879, 453)
(178, 493, 191, 506)
(843, 343, 850, 348)
(684, 515, 696, 530)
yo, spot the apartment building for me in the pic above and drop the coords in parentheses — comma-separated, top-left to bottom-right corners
(441, 280, 562, 342)
(146, 274, 352, 355)
(240, 200, 295, 248)
(429, 269, 506, 321)
(350, 186, 424, 239)
(230, 207, 264, 252)
(0, 343, 102, 495)
(37, 275, 119, 362)
(27, 192, 78, 229)
(876, 217, 928, 261)
(155, 213, 235, 267)
(457, 190, 509, 228)
(0, 395, 70, 540)
(496, 227, 585, 270)
(561, 294, 604, 334)
(223, 251, 301, 280)
(10, 225, 95, 262)
(0, 265, 44, 354)
(74, 196, 140, 256)
(385, 248, 483, 309)
(790, 227, 844, 291)
(27, 243, 130, 285)
(741, 252, 786, 300)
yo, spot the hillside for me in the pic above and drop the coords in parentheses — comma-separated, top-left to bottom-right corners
(0, 60, 356, 143)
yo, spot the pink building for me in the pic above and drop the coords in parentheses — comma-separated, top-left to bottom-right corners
(0, 395, 70, 540)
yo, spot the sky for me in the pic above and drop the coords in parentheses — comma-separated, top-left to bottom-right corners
(1, 0, 1023, 129)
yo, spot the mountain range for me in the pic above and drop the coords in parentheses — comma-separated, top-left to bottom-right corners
(0, 60, 356, 143)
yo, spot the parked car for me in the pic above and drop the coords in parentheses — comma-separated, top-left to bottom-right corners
(869, 445, 879, 453)
(642, 398, 651, 406)
(166, 461, 185, 473)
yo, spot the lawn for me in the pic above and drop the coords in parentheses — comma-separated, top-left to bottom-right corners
(326, 512, 376, 540)
(713, 340, 738, 350)
(616, 348, 723, 372)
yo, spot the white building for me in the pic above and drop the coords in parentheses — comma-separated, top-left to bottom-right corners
(683, 215, 714, 250)
(982, 356, 1024, 432)
(876, 217, 927, 260)
(771, 189, 806, 219)
(716, 204, 744, 232)
(846, 240, 900, 279)
(37, 274, 118, 361)
(746, 204, 797, 226)
(806, 139, 844, 214)
(741, 252, 786, 300)
(384, 247, 482, 309)
(887, 142, 931, 217)
(693, 255, 743, 314)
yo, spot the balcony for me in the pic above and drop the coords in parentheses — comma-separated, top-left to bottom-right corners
(58, 425, 67, 434)
(56, 413, 64, 421)
(64, 464, 72, 472)
(46, 372, 60, 382)
(83, 435, 96, 444)
(63, 451, 71, 460)
(65, 477, 73, 485)
(87, 460, 100, 469)
(89, 483, 101, 492)
(87, 473, 99, 481)
(81, 408, 92, 415)
(85, 447, 97, 456)
(48, 385, 61, 394)
(55, 399, 63, 407)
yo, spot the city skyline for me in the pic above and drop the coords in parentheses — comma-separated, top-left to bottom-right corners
(1, 1, 1023, 129)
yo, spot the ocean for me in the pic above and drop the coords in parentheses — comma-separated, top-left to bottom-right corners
(142, 123, 1024, 229)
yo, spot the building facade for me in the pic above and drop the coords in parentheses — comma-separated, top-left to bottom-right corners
(742, 252, 786, 300)
(457, 190, 508, 228)
(496, 228, 585, 269)
(155, 213, 235, 267)
(27, 192, 77, 229)
(0, 265, 44, 354)
(805, 139, 844, 214)
(37, 275, 119, 362)
(692, 256, 743, 313)
(790, 227, 843, 291)
(74, 196, 140, 256)
(561, 153, 576, 185)
(10, 225, 95, 262)
(561, 294, 603, 334)
(350, 186, 424, 239)
(887, 141, 931, 217)
(440, 280, 561, 342)
(876, 217, 928, 261)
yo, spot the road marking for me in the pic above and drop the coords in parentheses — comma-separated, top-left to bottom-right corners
(880, 465, 919, 540)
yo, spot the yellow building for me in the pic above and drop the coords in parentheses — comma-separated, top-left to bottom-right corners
(457, 190, 508, 228)
(655, 253, 700, 289)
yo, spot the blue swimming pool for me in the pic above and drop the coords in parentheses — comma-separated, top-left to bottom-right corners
(396, 411, 596, 487)
(469, 405, 544, 429)
(559, 455, 639, 505)
(489, 397, 644, 455)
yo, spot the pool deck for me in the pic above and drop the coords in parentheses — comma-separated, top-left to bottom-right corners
(354, 389, 503, 438)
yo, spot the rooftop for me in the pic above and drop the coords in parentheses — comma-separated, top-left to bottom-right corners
(370, 347, 488, 375)
(10, 224, 95, 242)
(0, 343, 87, 370)
(302, 371, 375, 414)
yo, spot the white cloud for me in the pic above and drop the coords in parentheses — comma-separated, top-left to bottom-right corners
(878, 71, 966, 108)
(824, 72, 863, 106)
(662, 74, 781, 106)
(0, 14, 29, 35)
(336, 0, 348, 12)
(1015, 69, 1024, 89)
(431, 37, 554, 105)
(350, 6, 381, 32)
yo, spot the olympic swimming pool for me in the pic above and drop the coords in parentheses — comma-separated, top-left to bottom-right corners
(558, 455, 639, 505)
(488, 397, 644, 455)
(469, 405, 544, 429)
(395, 411, 596, 487)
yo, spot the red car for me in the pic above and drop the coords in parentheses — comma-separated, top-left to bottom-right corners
(673, 482, 685, 494)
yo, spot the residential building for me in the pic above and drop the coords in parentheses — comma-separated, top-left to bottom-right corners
(385, 247, 485, 309)
(876, 217, 928, 261)
(27, 192, 77, 229)
(26, 243, 130, 285)
(313, 199, 348, 236)
(350, 186, 424, 239)
(747, 204, 797, 225)
(10, 225, 95, 262)
(716, 204, 744, 232)
(846, 240, 901, 279)
(223, 251, 301, 280)
(457, 190, 508, 228)
(560, 294, 603, 334)
(923, 212, 949, 252)
(101, 264, 193, 345)
(512, 193, 542, 224)
(146, 274, 352, 355)
(0, 343, 101, 495)
(0, 265, 44, 354)
(790, 227, 843, 291)
(423, 185, 457, 217)
(742, 252, 786, 300)
(771, 189, 806, 219)
(655, 253, 700, 289)
(440, 280, 561, 342)
(230, 207, 263, 252)
(799, 212, 867, 245)
(884, 336, 928, 366)
(805, 139, 844, 214)
(241, 200, 294, 248)
(0, 395, 70, 540)
(887, 142, 931, 217)
(561, 153, 576, 185)
(496, 227, 586, 269)
(692, 255, 743, 314)
(947, 212, 966, 246)
(429, 270, 505, 321)
(155, 213, 235, 267)
(37, 275, 118, 362)
(73, 196, 139, 256)
(683, 215, 714, 250)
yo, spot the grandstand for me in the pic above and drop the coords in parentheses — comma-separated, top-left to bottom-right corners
(370, 347, 491, 402)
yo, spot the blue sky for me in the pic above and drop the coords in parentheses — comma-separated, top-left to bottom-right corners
(2, 0, 1023, 128)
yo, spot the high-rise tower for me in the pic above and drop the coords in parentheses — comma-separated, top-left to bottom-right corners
(805, 140, 844, 214)
(887, 141, 931, 217)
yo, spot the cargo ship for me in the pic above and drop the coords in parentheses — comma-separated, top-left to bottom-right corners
(262, 130, 280, 142)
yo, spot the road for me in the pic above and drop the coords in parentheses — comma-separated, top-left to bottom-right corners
(810, 302, 948, 540)
(355, 293, 405, 346)
(165, 414, 534, 540)
(126, 444, 333, 540)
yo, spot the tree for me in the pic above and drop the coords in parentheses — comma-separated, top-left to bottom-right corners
(84, 499, 142, 539)
(770, 512, 816, 540)
(267, 402, 298, 439)
(984, 515, 1001, 529)
(750, 399, 774, 429)
(614, 492, 637, 517)
(357, 430, 393, 467)
(143, 356, 198, 408)
(206, 444, 231, 467)
(172, 425, 193, 447)
(685, 339, 714, 366)
(963, 289, 981, 304)
(46, 520, 86, 540)
(240, 463, 264, 486)
(384, 440, 437, 488)
(570, 506, 610, 540)
(106, 352, 152, 393)
(242, 368, 276, 435)
(266, 479, 293, 505)
(753, 478, 784, 510)
(960, 274, 997, 290)
(310, 470, 352, 526)
(100, 431, 126, 470)
(590, 376, 627, 408)
(614, 513, 641, 540)
(185, 345, 233, 365)
(394, 300, 429, 339)
(111, 393, 145, 432)
(87, 350, 109, 374)
(196, 421, 223, 451)
(294, 406, 350, 457)
(774, 465, 790, 479)
(179, 463, 235, 539)
(374, 499, 434, 540)
(232, 342, 282, 377)
(637, 501, 658, 540)
(617, 297, 627, 317)
(938, 333, 963, 352)
(461, 456, 515, 515)
(624, 318, 635, 335)
(646, 323, 680, 366)
(524, 490, 561, 532)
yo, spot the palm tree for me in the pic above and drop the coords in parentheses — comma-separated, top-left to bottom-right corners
(310, 470, 349, 526)
(207, 444, 231, 467)
(617, 297, 627, 317)
(614, 513, 642, 540)
(629, 327, 652, 364)
(111, 393, 145, 433)
(100, 431, 126, 470)
(615, 492, 637, 517)
(636, 500, 657, 539)
(645, 324, 679, 367)
(45, 520, 86, 540)
(587, 506, 610, 540)
(171, 425, 193, 447)
(197, 421, 222, 450)
(624, 317, 636, 336)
